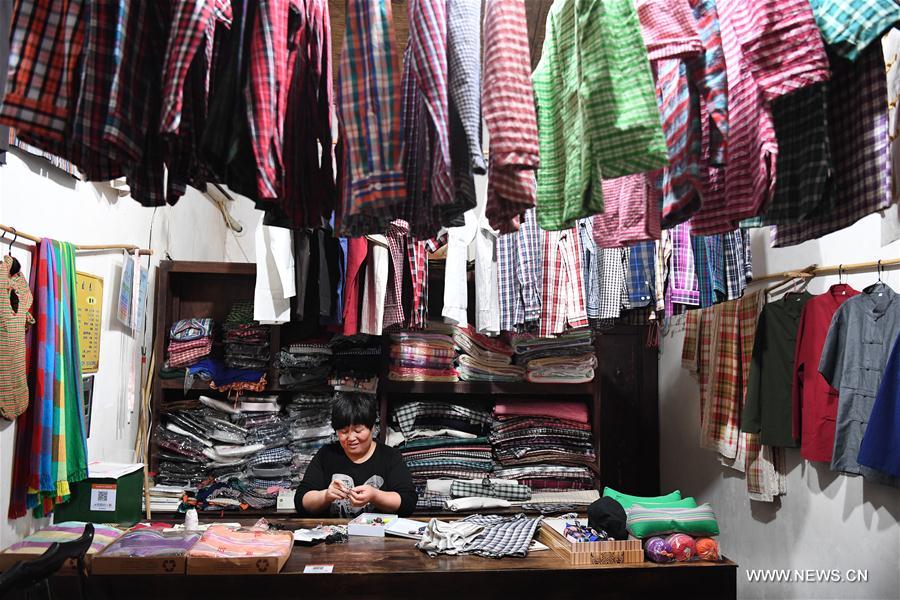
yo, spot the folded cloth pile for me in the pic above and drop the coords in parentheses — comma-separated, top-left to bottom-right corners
(451, 325, 524, 382)
(329, 334, 381, 393)
(391, 401, 493, 503)
(389, 330, 459, 382)
(187, 358, 266, 392)
(223, 301, 270, 371)
(286, 391, 336, 485)
(277, 342, 332, 390)
(167, 318, 214, 368)
(143, 484, 193, 512)
(416, 513, 542, 558)
(99, 530, 201, 558)
(491, 400, 598, 483)
(491, 465, 596, 491)
(2, 522, 124, 556)
(511, 328, 596, 383)
(187, 525, 294, 562)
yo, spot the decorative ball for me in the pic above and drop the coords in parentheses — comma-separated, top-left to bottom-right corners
(666, 533, 696, 562)
(644, 536, 674, 563)
(695, 537, 720, 561)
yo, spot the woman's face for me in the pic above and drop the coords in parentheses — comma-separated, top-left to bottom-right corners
(337, 423, 373, 459)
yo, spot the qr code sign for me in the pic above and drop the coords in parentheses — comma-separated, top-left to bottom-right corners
(90, 484, 117, 511)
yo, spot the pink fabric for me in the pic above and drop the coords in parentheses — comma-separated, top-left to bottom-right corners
(592, 176, 662, 248)
(494, 401, 589, 424)
(637, 0, 703, 61)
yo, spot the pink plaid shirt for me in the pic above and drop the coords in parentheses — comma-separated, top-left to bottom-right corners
(637, 0, 703, 60)
(592, 176, 662, 248)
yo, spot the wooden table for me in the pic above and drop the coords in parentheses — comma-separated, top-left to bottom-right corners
(57, 519, 737, 599)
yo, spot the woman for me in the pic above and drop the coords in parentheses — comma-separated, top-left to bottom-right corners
(294, 393, 417, 517)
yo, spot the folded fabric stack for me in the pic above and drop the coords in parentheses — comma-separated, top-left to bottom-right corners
(286, 391, 336, 485)
(99, 530, 201, 558)
(2, 522, 124, 557)
(491, 400, 598, 493)
(167, 318, 214, 368)
(329, 335, 381, 394)
(451, 325, 524, 383)
(511, 328, 596, 384)
(389, 330, 459, 382)
(277, 342, 332, 390)
(390, 401, 494, 499)
(143, 484, 191, 513)
(187, 358, 266, 392)
(223, 300, 270, 371)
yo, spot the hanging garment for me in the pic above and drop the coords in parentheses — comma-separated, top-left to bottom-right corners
(533, 0, 668, 231)
(624, 242, 656, 310)
(577, 219, 601, 321)
(482, 0, 540, 233)
(342, 237, 368, 336)
(497, 208, 542, 333)
(408, 236, 442, 330)
(0, 255, 35, 420)
(857, 330, 900, 477)
(253, 215, 295, 324)
(539, 228, 588, 337)
(595, 248, 627, 324)
(383, 220, 410, 331)
(443, 209, 478, 327)
(360, 235, 390, 336)
(819, 283, 900, 487)
(791, 284, 860, 463)
(666, 222, 699, 312)
(809, 0, 900, 62)
(335, 0, 405, 237)
(592, 176, 661, 248)
(474, 218, 500, 336)
(636, 0, 703, 60)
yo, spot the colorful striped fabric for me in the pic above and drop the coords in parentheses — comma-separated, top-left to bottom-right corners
(188, 525, 293, 558)
(4, 522, 123, 555)
(625, 503, 720, 538)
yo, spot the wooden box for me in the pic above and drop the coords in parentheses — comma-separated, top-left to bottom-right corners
(539, 525, 644, 566)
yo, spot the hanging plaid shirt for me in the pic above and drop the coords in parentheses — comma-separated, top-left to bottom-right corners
(447, 0, 486, 180)
(384, 220, 410, 331)
(636, 0, 703, 61)
(483, 0, 540, 234)
(595, 248, 627, 322)
(722, 230, 747, 301)
(668, 222, 699, 308)
(772, 44, 891, 247)
(0, 0, 86, 146)
(539, 228, 588, 337)
(810, 0, 900, 62)
(625, 242, 657, 309)
(518, 208, 543, 327)
(577, 219, 601, 320)
(593, 175, 661, 248)
(497, 232, 520, 333)
(533, 0, 667, 231)
(336, 0, 406, 236)
(407, 236, 444, 329)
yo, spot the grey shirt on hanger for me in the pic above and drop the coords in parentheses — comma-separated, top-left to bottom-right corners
(819, 283, 900, 487)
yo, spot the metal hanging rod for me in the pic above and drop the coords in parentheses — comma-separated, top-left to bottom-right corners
(0, 223, 153, 256)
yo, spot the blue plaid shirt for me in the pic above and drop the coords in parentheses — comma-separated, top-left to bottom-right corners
(624, 241, 656, 308)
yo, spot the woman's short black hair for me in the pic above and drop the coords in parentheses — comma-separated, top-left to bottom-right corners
(331, 393, 377, 431)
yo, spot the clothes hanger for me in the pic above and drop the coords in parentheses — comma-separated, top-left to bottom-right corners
(6, 228, 21, 277)
(837, 264, 847, 294)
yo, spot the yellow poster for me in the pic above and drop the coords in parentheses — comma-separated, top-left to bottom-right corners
(76, 271, 103, 374)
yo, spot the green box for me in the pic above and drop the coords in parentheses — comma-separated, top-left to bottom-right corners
(54, 468, 143, 526)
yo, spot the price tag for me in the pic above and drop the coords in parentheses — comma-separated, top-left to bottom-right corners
(90, 484, 117, 511)
(303, 564, 334, 574)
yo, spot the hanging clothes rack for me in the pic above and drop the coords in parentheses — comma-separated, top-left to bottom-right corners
(749, 257, 900, 286)
(0, 223, 153, 256)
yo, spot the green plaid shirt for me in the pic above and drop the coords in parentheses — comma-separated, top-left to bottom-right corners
(810, 0, 900, 61)
(533, 0, 668, 231)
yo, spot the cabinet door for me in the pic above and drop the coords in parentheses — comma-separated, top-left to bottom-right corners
(595, 326, 660, 495)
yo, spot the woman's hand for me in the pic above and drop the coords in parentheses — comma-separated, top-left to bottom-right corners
(325, 479, 350, 503)
(349, 485, 379, 507)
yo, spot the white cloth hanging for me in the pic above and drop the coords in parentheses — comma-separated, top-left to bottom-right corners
(254, 214, 295, 324)
(360, 234, 390, 335)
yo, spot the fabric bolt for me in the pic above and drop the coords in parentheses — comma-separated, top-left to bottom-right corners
(792, 284, 860, 463)
(810, 0, 900, 61)
(857, 330, 900, 477)
(577, 219, 601, 320)
(772, 44, 891, 247)
(819, 283, 900, 487)
(482, 0, 540, 233)
(533, 0, 668, 231)
(539, 228, 588, 337)
(0, 255, 35, 420)
(336, 0, 405, 236)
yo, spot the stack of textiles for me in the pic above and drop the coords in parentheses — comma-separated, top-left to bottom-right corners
(1, 522, 124, 557)
(167, 318, 214, 368)
(143, 484, 194, 513)
(277, 342, 333, 390)
(329, 335, 381, 394)
(389, 330, 459, 382)
(511, 328, 596, 383)
(234, 398, 292, 509)
(451, 326, 524, 383)
(285, 391, 336, 485)
(223, 301, 270, 371)
(390, 401, 493, 506)
(98, 530, 201, 558)
(491, 400, 598, 493)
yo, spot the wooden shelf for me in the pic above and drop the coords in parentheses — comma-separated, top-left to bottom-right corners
(382, 380, 594, 396)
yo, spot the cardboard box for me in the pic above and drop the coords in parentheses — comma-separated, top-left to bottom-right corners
(186, 553, 290, 575)
(539, 523, 644, 566)
(91, 554, 187, 575)
(54, 463, 143, 526)
(186, 527, 293, 575)
(348, 513, 397, 537)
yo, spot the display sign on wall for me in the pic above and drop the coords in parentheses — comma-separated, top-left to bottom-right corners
(76, 271, 103, 374)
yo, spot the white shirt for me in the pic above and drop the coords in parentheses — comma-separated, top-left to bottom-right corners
(360, 234, 389, 335)
(254, 213, 295, 324)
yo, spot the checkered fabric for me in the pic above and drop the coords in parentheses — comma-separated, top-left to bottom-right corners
(636, 0, 702, 60)
(383, 220, 410, 331)
(393, 402, 492, 436)
(0, 0, 86, 145)
(170, 318, 214, 341)
(447, 0, 485, 176)
(625, 242, 656, 309)
(668, 222, 699, 307)
(407, 236, 443, 329)
(518, 209, 543, 326)
(336, 0, 405, 236)
(497, 231, 521, 332)
(539, 228, 588, 337)
(167, 340, 213, 367)
(811, 0, 900, 61)
(722, 230, 748, 301)
(577, 219, 601, 320)
(772, 44, 891, 247)
(483, 0, 540, 234)
(533, 0, 667, 231)
(700, 299, 741, 459)
(460, 514, 543, 558)
(449, 480, 533, 502)
(416, 490, 450, 509)
(596, 248, 627, 322)
(247, 446, 293, 468)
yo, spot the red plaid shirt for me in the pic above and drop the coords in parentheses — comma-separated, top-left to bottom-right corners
(539, 228, 588, 337)
(383, 220, 410, 331)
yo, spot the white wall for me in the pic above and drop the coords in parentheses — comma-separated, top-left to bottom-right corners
(0, 150, 260, 547)
(659, 213, 900, 600)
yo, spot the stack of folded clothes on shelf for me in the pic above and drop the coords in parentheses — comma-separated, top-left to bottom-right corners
(285, 391, 335, 485)
(167, 318, 214, 368)
(451, 325, 524, 383)
(143, 484, 191, 513)
(490, 400, 598, 493)
(389, 330, 459, 382)
(388, 401, 493, 508)
(277, 342, 333, 390)
(223, 301, 270, 372)
(329, 335, 381, 394)
(511, 328, 596, 383)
